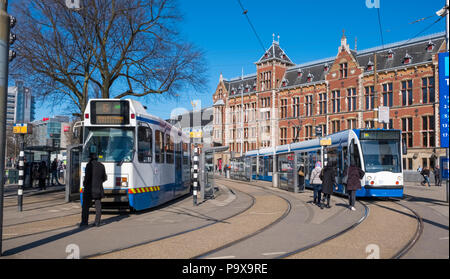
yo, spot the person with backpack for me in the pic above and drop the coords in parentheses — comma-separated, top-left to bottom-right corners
(310, 161, 323, 209)
(421, 167, 431, 187)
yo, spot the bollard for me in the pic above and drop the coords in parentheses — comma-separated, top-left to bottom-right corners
(192, 145, 199, 206)
(17, 134, 24, 212)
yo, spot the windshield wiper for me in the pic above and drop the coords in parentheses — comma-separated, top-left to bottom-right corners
(117, 149, 135, 166)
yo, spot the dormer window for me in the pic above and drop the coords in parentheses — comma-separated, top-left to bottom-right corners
(231, 87, 236, 95)
(253, 82, 257, 91)
(307, 73, 314, 83)
(324, 63, 329, 72)
(387, 49, 394, 60)
(282, 78, 288, 87)
(245, 84, 250, 93)
(297, 69, 303, 77)
(403, 53, 412, 65)
(426, 40, 435, 52)
(367, 59, 374, 71)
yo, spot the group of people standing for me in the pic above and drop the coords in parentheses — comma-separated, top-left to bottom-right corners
(303, 159, 365, 211)
(30, 158, 64, 190)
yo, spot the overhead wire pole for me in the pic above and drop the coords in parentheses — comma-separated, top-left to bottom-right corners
(0, 0, 10, 256)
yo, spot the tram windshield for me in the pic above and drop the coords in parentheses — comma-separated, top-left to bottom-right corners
(82, 127, 135, 163)
(360, 140, 401, 173)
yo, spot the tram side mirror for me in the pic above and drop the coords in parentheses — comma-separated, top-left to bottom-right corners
(402, 138, 407, 155)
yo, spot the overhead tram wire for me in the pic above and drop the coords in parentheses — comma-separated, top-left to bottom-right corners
(403, 16, 445, 45)
(236, 0, 266, 53)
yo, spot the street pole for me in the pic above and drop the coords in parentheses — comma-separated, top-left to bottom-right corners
(446, 0, 449, 203)
(0, 0, 10, 256)
(17, 133, 24, 211)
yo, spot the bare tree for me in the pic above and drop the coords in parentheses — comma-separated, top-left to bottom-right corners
(10, 0, 207, 117)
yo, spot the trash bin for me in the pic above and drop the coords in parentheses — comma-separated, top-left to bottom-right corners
(226, 169, 230, 179)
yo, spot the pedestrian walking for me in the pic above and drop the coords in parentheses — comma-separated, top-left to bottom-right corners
(38, 161, 48, 190)
(320, 159, 337, 208)
(344, 161, 365, 211)
(32, 163, 40, 188)
(80, 153, 107, 228)
(434, 165, 441, 186)
(50, 158, 62, 186)
(420, 167, 431, 187)
(310, 161, 323, 209)
(297, 163, 305, 192)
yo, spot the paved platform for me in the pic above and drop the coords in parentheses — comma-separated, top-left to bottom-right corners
(0, 179, 447, 259)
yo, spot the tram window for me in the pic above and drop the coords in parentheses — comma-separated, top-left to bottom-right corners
(137, 126, 152, 163)
(182, 142, 189, 165)
(155, 130, 165, 163)
(166, 134, 174, 164)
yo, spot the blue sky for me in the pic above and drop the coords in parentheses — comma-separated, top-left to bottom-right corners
(34, 0, 447, 121)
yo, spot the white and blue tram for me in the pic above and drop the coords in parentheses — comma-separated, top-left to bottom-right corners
(245, 129, 404, 198)
(80, 99, 191, 211)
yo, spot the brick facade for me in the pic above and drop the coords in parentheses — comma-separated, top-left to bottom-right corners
(212, 32, 447, 170)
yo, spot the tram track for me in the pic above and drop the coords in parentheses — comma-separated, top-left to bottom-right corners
(283, 198, 422, 259)
(200, 178, 368, 259)
(389, 200, 424, 259)
(192, 180, 293, 259)
(200, 178, 422, 259)
(86, 186, 258, 259)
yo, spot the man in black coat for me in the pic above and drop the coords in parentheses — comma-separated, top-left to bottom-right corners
(80, 153, 107, 227)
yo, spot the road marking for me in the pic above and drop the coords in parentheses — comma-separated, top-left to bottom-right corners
(262, 252, 286, 256)
(439, 237, 449, 240)
(4, 233, 18, 236)
(49, 209, 60, 213)
(207, 256, 236, 259)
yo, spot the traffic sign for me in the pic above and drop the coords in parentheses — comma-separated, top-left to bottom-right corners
(13, 123, 32, 134)
(320, 138, 332, 146)
(439, 52, 449, 148)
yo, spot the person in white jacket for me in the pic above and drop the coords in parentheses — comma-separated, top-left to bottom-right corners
(310, 161, 323, 209)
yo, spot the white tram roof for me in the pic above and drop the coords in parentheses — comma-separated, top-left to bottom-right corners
(245, 130, 354, 157)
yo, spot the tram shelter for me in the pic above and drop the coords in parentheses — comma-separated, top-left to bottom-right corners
(201, 146, 229, 200)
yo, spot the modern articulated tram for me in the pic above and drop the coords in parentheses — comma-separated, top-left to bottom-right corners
(244, 129, 404, 198)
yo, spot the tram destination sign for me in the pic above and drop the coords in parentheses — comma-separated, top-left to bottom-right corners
(439, 52, 449, 148)
(360, 130, 399, 140)
(91, 100, 130, 125)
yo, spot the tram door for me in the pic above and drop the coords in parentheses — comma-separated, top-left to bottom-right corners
(278, 153, 295, 192)
(65, 144, 82, 202)
(175, 142, 182, 196)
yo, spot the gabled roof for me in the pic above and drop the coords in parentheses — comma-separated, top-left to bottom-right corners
(221, 32, 446, 96)
(256, 41, 294, 66)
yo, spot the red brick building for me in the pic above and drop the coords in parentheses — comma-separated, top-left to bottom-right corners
(212, 32, 447, 171)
